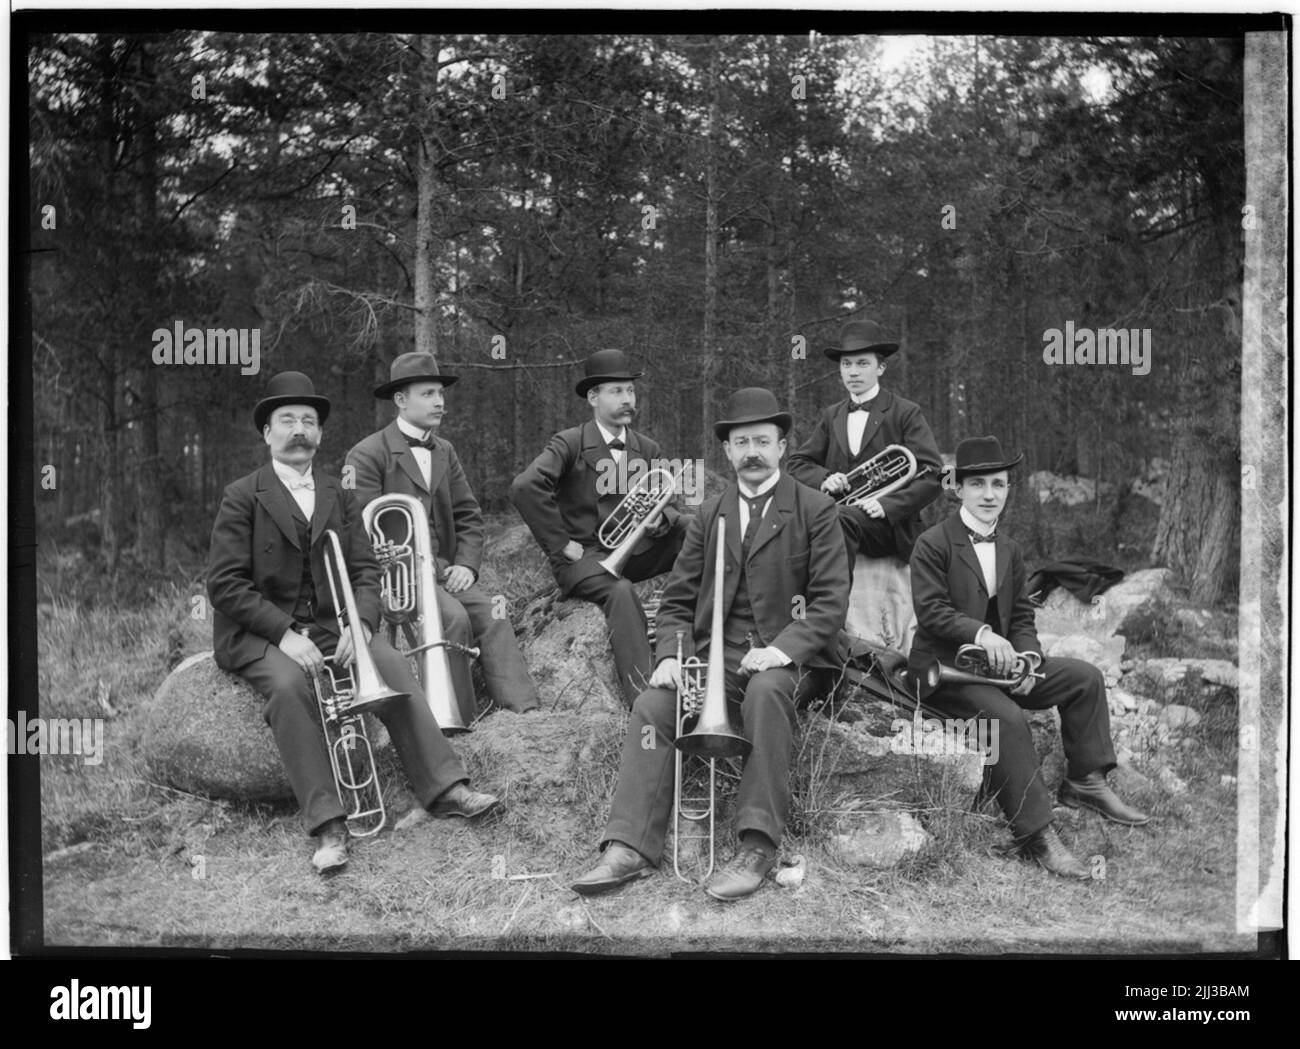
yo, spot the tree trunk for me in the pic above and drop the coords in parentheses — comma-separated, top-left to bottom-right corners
(414, 34, 441, 359)
(699, 47, 721, 460)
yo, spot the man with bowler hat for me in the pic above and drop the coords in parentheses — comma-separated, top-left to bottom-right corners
(347, 352, 540, 720)
(570, 388, 848, 901)
(511, 349, 687, 705)
(789, 320, 943, 564)
(208, 371, 500, 875)
(908, 435, 1150, 879)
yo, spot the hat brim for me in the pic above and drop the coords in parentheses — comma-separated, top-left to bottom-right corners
(824, 342, 899, 362)
(714, 411, 793, 441)
(374, 373, 459, 399)
(955, 453, 1023, 479)
(254, 395, 331, 432)
(575, 372, 643, 397)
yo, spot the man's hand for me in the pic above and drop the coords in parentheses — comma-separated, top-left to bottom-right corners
(821, 472, 850, 496)
(443, 565, 475, 594)
(561, 540, 584, 563)
(279, 628, 325, 677)
(643, 511, 667, 537)
(979, 630, 1017, 677)
(333, 622, 373, 669)
(649, 657, 683, 692)
(1009, 673, 1037, 697)
(739, 646, 788, 676)
(850, 496, 886, 519)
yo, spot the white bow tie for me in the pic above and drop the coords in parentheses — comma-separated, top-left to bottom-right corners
(287, 477, 314, 491)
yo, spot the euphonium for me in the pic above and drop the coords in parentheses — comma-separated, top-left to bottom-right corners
(673, 518, 752, 883)
(836, 444, 919, 508)
(310, 528, 410, 837)
(597, 466, 685, 579)
(918, 643, 1045, 697)
(362, 494, 478, 735)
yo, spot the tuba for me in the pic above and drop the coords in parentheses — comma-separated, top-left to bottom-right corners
(918, 643, 1045, 697)
(310, 528, 410, 837)
(672, 517, 752, 883)
(597, 465, 685, 579)
(362, 494, 479, 735)
(836, 444, 921, 508)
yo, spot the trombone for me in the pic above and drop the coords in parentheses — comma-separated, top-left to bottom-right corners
(672, 517, 752, 883)
(309, 528, 410, 838)
(362, 494, 479, 735)
(598, 466, 684, 578)
(836, 444, 920, 508)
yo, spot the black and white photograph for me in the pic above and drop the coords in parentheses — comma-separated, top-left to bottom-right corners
(9, 3, 1289, 978)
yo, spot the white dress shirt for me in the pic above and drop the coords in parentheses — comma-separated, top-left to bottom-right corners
(595, 420, 627, 464)
(961, 506, 998, 643)
(846, 383, 880, 457)
(395, 416, 434, 488)
(272, 458, 315, 521)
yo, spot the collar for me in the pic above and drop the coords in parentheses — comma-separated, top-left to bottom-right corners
(395, 416, 434, 443)
(271, 458, 313, 486)
(959, 506, 997, 537)
(738, 469, 781, 501)
(594, 419, 627, 446)
(848, 384, 881, 406)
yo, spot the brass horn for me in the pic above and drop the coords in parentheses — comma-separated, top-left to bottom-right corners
(918, 644, 1045, 698)
(311, 528, 410, 837)
(837, 444, 921, 508)
(362, 494, 479, 735)
(598, 466, 684, 579)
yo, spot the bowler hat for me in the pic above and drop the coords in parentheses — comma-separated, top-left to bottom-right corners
(713, 387, 793, 441)
(824, 320, 900, 361)
(575, 349, 643, 397)
(373, 352, 459, 399)
(253, 371, 331, 432)
(954, 435, 1023, 480)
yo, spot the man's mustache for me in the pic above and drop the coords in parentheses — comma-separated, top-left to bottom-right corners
(742, 457, 766, 469)
(287, 436, 316, 448)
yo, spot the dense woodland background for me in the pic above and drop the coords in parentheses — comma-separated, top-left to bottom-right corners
(25, 32, 1245, 604)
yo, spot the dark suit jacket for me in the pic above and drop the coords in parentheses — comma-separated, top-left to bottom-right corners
(787, 388, 943, 556)
(346, 421, 485, 577)
(654, 473, 849, 673)
(510, 419, 679, 588)
(907, 511, 1042, 676)
(208, 462, 382, 672)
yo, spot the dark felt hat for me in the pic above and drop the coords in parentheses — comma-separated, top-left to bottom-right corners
(954, 435, 1024, 480)
(373, 352, 459, 399)
(824, 319, 900, 361)
(253, 371, 331, 432)
(713, 387, 793, 441)
(575, 349, 643, 397)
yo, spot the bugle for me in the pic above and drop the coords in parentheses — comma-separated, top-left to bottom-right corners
(598, 466, 684, 579)
(673, 517, 751, 883)
(311, 528, 410, 837)
(917, 643, 1045, 697)
(363, 494, 479, 735)
(837, 444, 919, 508)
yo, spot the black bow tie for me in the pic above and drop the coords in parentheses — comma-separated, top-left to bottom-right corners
(847, 399, 877, 414)
(967, 528, 997, 544)
(404, 432, 435, 451)
(608, 439, 626, 451)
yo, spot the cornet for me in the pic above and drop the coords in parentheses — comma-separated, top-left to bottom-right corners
(310, 528, 410, 838)
(836, 444, 920, 508)
(673, 518, 751, 883)
(598, 466, 684, 578)
(918, 643, 1045, 697)
(363, 494, 480, 735)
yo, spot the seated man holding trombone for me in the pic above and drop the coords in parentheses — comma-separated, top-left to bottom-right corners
(908, 436, 1150, 880)
(511, 349, 687, 706)
(570, 389, 849, 902)
(208, 372, 499, 876)
(788, 320, 943, 564)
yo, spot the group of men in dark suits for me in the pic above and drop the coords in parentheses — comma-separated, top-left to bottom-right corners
(207, 319, 1149, 889)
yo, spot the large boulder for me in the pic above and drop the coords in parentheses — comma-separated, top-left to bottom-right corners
(138, 652, 295, 802)
(833, 811, 932, 869)
(1033, 567, 1175, 643)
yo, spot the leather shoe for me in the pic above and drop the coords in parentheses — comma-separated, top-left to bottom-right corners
(311, 818, 349, 874)
(1058, 770, 1151, 826)
(1016, 824, 1091, 880)
(429, 782, 500, 820)
(704, 846, 775, 901)
(570, 842, 655, 896)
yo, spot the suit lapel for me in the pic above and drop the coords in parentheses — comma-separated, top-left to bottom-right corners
(994, 531, 1012, 623)
(746, 474, 792, 561)
(426, 440, 449, 498)
(255, 464, 303, 551)
(831, 400, 852, 463)
(580, 420, 607, 473)
(387, 421, 430, 496)
(310, 468, 337, 547)
(855, 389, 891, 460)
(718, 487, 742, 618)
(947, 513, 984, 591)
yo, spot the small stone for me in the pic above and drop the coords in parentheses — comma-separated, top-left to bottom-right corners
(1158, 704, 1202, 731)
(834, 812, 931, 869)
(1109, 688, 1139, 714)
(774, 854, 806, 888)
(1155, 765, 1188, 795)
